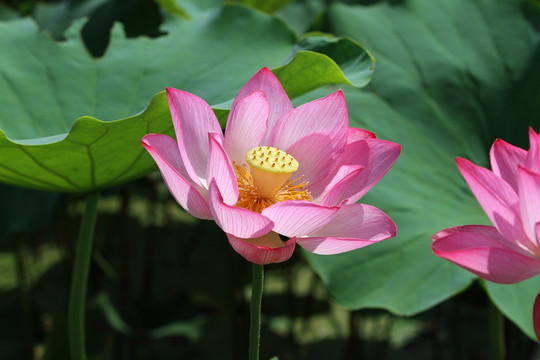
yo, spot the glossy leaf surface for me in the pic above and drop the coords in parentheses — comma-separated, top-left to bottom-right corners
(0, 5, 373, 192)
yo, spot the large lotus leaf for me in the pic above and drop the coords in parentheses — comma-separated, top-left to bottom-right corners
(274, 34, 374, 98)
(227, 0, 294, 14)
(302, 0, 540, 319)
(0, 4, 373, 193)
(153, 0, 190, 19)
(276, 0, 325, 35)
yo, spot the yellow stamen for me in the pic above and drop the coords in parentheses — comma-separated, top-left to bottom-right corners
(233, 160, 311, 213)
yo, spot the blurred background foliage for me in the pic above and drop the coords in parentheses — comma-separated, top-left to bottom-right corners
(3, 180, 538, 360)
(0, 0, 540, 359)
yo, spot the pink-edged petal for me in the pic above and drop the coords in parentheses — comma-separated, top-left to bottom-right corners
(297, 237, 381, 255)
(301, 203, 396, 250)
(318, 166, 364, 207)
(344, 138, 401, 200)
(490, 139, 526, 192)
(224, 90, 269, 165)
(433, 224, 502, 242)
(534, 292, 540, 342)
(267, 90, 348, 148)
(456, 157, 531, 249)
(309, 203, 396, 239)
(142, 133, 192, 186)
(518, 166, 540, 244)
(457, 157, 518, 207)
(526, 127, 540, 173)
(142, 134, 212, 220)
(432, 225, 540, 284)
(262, 201, 339, 238)
(316, 138, 401, 204)
(347, 127, 375, 143)
(433, 224, 535, 257)
(207, 133, 238, 206)
(536, 223, 540, 252)
(207, 180, 274, 238)
(167, 87, 222, 186)
(232, 67, 292, 136)
(227, 232, 296, 265)
(268, 90, 349, 184)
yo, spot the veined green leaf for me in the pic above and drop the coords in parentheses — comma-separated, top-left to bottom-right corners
(0, 4, 373, 192)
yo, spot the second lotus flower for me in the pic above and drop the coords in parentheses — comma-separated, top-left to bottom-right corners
(142, 68, 401, 264)
(432, 128, 540, 341)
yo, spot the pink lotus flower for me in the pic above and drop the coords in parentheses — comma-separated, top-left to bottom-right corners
(142, 68, 400, 265)
(432, 128, 540, 341)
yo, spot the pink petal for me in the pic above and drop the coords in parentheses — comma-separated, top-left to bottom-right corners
(343, 138, 401, 201)
(268, 90, 349, 184)
(227, 232, 296, 265)
(316, 138, 401, 204)
(432, 225, 540, 284)
(433, 224, 535, 258)
(207, 133, 238, 206)
(224, 90, 269, 165)
(456, 157, 530, 249)
(296, 237, 381, 255)
(526, 128, 540, 173)
(231, 67, 292, 137)
(142, 133, 192, 186)
(207, 180, 274, 238)
(261, 201, 339, 238)
(433, 224, 501, 242)
(296, 204, 396, 255)
(490, 139, 526, 192)
(535, 223, 540, 252)
(518, 166, 540, 244)
(347, 127, 375, 142)
(142, 134, 212, 219)
(534, 292, 540, 342)
(318, 166, 364, 207)
(307, 203, 396, 238)
(167, 87, 222, 186)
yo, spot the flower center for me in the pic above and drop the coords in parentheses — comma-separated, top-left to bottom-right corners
(246, 146, 299, 198)
(233, 146, 311, 213)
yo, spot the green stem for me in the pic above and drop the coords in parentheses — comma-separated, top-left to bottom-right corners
(68, 193, 100, 360)
(249, 264, 264, 360)
(488, 300, 506, 360)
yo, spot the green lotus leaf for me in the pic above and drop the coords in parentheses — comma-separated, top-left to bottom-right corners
(303, 0, 540, 324)
(226, 0, 294, 14)
(0, 4, 373, 193)
(274, 34, 374, 98)
(154, 0, 190, 19)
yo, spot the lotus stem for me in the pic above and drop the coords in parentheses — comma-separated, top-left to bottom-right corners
(249, 263, 264, 360)
(68, 192, 99, 360)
